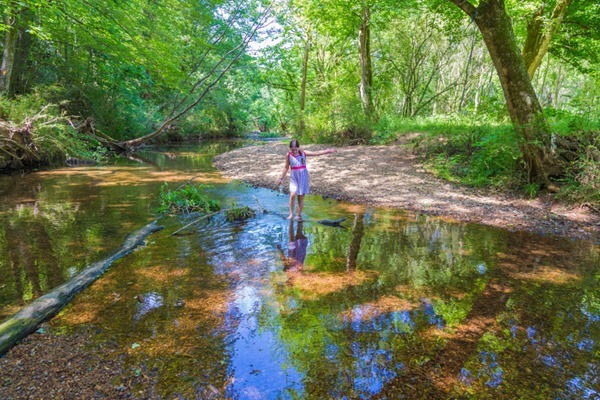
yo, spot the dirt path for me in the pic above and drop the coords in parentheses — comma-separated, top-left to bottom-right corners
(214, 140, 600, 242)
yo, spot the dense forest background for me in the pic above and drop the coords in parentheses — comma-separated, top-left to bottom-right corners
(0, 0, 598, 203)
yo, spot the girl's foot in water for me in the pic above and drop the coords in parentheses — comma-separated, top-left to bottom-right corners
(286, 214, 294, 220)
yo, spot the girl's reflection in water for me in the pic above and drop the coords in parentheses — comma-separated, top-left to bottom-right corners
(277, 220, 308, 282)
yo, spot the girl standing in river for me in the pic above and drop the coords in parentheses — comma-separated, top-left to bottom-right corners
(278, 139, 336, 221)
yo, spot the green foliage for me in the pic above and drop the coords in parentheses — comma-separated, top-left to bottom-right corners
(558, 133, 600, 206)
(2, 0, 269, 143)
(543, 107, 600, 205)
(224, 203, 256, 222)
(396, 116, 522, 188)
(523, 183, 540, 199)
(158, 183, 221, 215)
(257, 132, 280, 139)
(0, 88, 107, 166)
(82, 64, 163, 140)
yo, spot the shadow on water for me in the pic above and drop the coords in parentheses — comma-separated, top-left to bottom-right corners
(1, 142, 599, 399)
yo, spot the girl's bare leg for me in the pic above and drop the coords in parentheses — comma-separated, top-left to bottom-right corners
(287, 192, 296, 219)
(296, 195, 304, 219)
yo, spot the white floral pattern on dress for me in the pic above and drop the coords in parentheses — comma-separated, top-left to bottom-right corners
(288, 151, 310, 195)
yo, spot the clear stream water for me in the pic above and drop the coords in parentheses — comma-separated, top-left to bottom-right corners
(0, 142, 599, 399)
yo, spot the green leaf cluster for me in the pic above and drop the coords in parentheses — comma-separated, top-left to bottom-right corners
(224, 204, 256, 222)
(158, 183, 221, 215)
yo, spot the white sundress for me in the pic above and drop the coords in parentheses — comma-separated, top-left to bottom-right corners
(288, 151, 310, 195)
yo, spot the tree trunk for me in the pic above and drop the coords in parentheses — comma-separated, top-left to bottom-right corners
(458, 30, 477, 111)
(0, 221, 163, 356)
(447, 0, 558, 186)
(522, 0, 572, 78)
(358, 5, 374, 122)
(0, 14, 19, 96)
(299, 33, 311, 136)
(11, 24, 32, 96)
(0, 5, 31, 97)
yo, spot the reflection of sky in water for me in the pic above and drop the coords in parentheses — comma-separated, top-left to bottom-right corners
(581, 306, 600, 323)
(501, 312, 599, 397)
(351, 344, 398, 396)
(566, 366, 599, 399)
(133, 292, 163, 321)
(228, 286, 302, 399)
(225, 285, 304, 399)
(459, 368, 473, 385)
(200, 210, 307, 397)
(479, 351, 503, 388)
(67, 266, 78, 278)
(346, 302, 444, 336)
(392, 310, 416, 333)
(576, 338, 594, 351)
(477, 262, 487, 275)
(421, 299, 445, 329)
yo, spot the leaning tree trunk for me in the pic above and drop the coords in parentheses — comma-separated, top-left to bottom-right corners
(0, 221, 163, 356)
(448, 0, 558, 187)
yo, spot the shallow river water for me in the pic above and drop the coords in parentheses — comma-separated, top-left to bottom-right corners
(1, 142, 599, 399)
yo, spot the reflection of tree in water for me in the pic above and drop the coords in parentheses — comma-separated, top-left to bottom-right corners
(0, 199, 99, 318)
(448, 236, 600, 399)
(346, 213, 364, 271)
(269, 212, 600, 398)
(1, 204, 63, 314)
(271, 213, 486, 397)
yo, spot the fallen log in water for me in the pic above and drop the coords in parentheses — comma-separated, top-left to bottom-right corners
(0, 221, 164, 356)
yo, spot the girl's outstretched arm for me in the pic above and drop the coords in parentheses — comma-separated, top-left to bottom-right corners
(278, 154, 290, 185)
(304, 148, 337, 156)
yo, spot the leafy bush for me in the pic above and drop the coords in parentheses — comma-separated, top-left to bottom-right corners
(0, 88, 107, 168)
(158, 183, 221, 214)
(558, 132, 600, 206)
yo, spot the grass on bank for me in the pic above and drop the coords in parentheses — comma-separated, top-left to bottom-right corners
(370, 113, 600, 206)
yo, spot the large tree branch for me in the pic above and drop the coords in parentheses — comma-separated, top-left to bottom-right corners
(522, 0, 572, 78)
(446, 0, 477, 17)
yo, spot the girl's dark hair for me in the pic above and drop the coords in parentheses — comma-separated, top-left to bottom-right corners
(289, 139, 300, 148)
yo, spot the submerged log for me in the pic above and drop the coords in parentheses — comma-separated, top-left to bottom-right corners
(0, 221, 164, 356)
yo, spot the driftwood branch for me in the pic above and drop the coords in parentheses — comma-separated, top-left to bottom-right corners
(0, 221, 164, 356)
